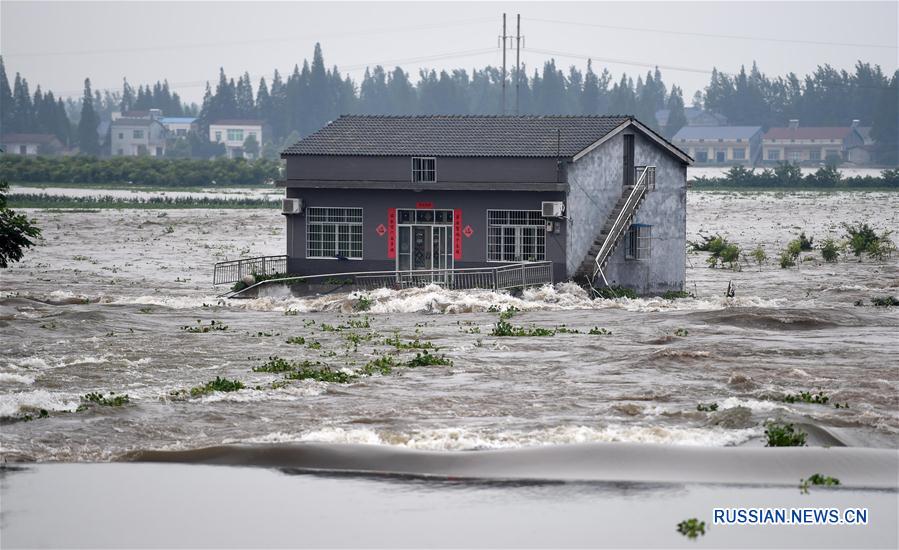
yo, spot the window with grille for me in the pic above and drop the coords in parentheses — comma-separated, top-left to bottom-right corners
(306, 207, 363, 259)
(227, 129, 244, 142)
(625, 224, 651, 261)
(412, 157, 436, 182)
(487, 210, 546, 262)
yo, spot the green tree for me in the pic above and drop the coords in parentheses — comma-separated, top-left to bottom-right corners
(0, 179, 42, 268)
(77, 78, 100, 155)
(242, 133, 260, 159)
(664, 86, 688, 138)
(0, 56, 13, 135)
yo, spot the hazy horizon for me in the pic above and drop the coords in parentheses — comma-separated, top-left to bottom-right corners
(1, 1, 897, 106)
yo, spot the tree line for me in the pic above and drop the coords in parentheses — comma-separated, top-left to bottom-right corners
(0, 155, 280, 187)
(1, 46, 896, 163)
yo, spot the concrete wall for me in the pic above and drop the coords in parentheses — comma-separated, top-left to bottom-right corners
(283, 187, 567, 280)
(565, 132, 624, 277)
(600, 132, 687, 294)
(285, 155, 561, 184)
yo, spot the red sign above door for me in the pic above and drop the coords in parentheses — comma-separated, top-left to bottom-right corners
(416, 201, 434, 209)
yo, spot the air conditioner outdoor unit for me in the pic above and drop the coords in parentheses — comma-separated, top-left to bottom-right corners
(282, 198, 303, 215)
(542, 201, 565, 218)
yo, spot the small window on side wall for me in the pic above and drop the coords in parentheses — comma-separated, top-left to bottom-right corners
(412, 157, 436, 183)
(625, 224, 651, 261)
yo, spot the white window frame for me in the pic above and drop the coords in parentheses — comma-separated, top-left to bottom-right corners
(411, 157, 437, 183)
(486, 210, 546, 263)
(625, 224, 651, 261)
(132, 129, 144, 139)
(732, 147, 746, 160)
(305, 207, 363, 260)
(227, 128, 245, 142)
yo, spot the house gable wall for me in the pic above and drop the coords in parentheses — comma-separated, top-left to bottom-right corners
(601, 132, 687, 294)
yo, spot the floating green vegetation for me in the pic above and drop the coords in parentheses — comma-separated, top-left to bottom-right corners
(779, 249, 797, 269)
(253, 356, 297, 373)
(40, 321, 57, 330)
(285, 336, 306, 345)
(8, 193, 278, 210)
(306, 341, 322, 350)
(284, 309, 299, 316)
(488, 304, 519, 316)
(344, 317, 371, 329)
(354, 295, 373, 312)
(834, 402, 850, 409)
(181, 320, 228, 333)
(491, 318, 555, 337)
(696, 403, 719, 412)
(284, 364, 356, 383)
(676, 518, 706, 539)
(320, 323, 339, 332)
(190, 377, 245, 397)
(705, 237, 741, 269)
(384, 334, 437, 350)
(820, 238, 841, 263)
(138, 306, 153, 314)
(594, 286, 637, 299)
(21, 409, 50, 421)
(588, 327, 612, 335)
(843, 222, 895, 260)
(303, 319, 316, 327)
(554, 325, 581, 334)
(674, 328, 689, 337)
(872, 296, 899, 307)
(764, 422, 807, 447)
(251, 330, 279, 337)
(82, 391, 130, 407)
(405, 350, 453, 367)
(662, 290, 691, 300)
(784, 391, 830, 405)
(800, 473, 841, 494)
(360, 355, 397, 375)
(324, 277, 353, 285)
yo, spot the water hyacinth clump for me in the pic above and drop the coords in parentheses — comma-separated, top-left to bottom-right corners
(764, 422, 808, 447)
(189, 377, 245, 397)
(82, 392, 130, 407)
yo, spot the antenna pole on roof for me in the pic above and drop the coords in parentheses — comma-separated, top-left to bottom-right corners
(501, 13, 507, 116)
(515, 14, 521, 115)
(556, 129, 562, 182)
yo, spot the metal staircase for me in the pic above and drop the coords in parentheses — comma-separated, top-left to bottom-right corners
(575, 165, 655, 286)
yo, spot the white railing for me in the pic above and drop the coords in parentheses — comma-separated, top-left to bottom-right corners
(226, 261, 554, 297)
(591, 165, 655, 285)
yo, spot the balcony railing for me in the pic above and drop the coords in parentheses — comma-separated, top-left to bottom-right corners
(213, 255, 288, 285)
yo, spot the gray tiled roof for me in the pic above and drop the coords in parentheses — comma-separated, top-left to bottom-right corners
(673, 126, 762, 140)
(282, 115, 634, 157)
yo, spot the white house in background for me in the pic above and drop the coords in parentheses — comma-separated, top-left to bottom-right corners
(673, 126, 763, 165)
(1, 133, 64, 156)
(111, 115, 167, 157)
(209, 119, 267, 159)
(160, 117, 197, 138)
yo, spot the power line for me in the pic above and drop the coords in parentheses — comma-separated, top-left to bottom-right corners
(3, 17, 496, 58)
(527, 17, 898, 50)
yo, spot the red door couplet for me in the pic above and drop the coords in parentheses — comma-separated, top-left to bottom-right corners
(387, 208, 397, 259)
(453, 209, 463, 260)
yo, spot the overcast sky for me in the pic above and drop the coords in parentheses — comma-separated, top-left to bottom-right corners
(2, 1, 896, 105)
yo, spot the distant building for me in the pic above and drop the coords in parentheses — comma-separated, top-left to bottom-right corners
(110, 113, 167, 157)
(845, 122, 876, 165)
(673, 126, 763, 165)
(111, 109, 162, 122)
(656, 107, 728, 129)
(209, 119, 267, 159)
(1, 133, 64, 156)
(761, 120, 864, 164)
(160, 117, 197, 138)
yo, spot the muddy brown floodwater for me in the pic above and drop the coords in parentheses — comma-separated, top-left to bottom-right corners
(1, 191, 897, 461)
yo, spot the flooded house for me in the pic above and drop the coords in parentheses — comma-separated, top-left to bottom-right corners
(221, 115, 692, 295)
